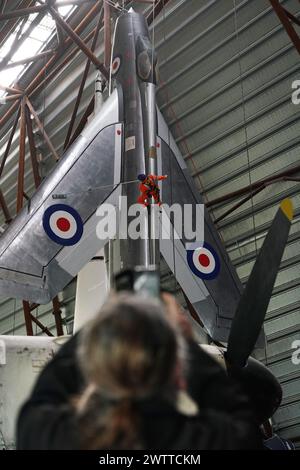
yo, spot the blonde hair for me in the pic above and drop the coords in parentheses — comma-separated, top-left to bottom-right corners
(77, 293, 186, 449)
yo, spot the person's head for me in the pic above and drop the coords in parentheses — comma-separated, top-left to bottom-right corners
(77, 293, 187, 449)
(138, 173, 147, 182)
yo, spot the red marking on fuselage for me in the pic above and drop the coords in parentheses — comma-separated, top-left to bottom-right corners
(56, 217, 70, 232)
(198, 253, 210, 268)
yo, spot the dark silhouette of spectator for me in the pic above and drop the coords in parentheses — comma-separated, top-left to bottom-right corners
(17, 293, 263, 450)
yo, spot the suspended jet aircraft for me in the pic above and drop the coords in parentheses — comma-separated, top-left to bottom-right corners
(0, 7, 295, 435)
(0, 9, 293, 347)
(0, 8, 245, 343)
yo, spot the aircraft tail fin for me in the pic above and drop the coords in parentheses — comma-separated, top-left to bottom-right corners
(226, 199, 294, 367)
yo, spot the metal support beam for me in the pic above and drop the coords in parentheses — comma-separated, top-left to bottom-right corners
(0, 83, 22, 94)
(0, 10, 45, 71)
(25, 105, 41, 188)
(64, 6, 104, 149)
(32, 28, 95, 99)
(207, 166, 300, 208)
(29, 308, 54, 336)
(22, 301, 34, 336)
(26, 98, 59, 162)
(2, 48, 56, 69)
(16, 97, 26, 213)
(49, 5, 109, 79)
(214, 186, 266, 225)
(212, 178, 300, 224)
(0, 0, 35, 46)
(0, 4, 48, 21)
(0, 107, 20, 178)
(104, 0, 111, 69)
(0, 0, 95, 21)
(0, 1, 7, 14)
(0, 1, 101, 128)
(67, 96, 94, 148)
(50, 0, 65, 49)
(28, 4, 101, 96)
(269, 0, 300, 55)
(67, 0, 172, 148)
(0, 94, 22, 101)
(52, 296, 64, 336)
(147, 0, 172, 25)
(0, 188, 11, 223)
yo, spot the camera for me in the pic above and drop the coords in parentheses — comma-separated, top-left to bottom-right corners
(114, 266, 160, 299)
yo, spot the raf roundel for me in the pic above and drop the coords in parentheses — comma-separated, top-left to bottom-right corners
(43, 204, 84, 246)
(111, 56, 121, 76)
(187, 242, 220, 280)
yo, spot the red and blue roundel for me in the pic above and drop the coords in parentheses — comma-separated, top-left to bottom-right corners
(43, 204, 83, 246)
(187, 242, 220, 280)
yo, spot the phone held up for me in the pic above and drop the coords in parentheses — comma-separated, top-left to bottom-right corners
(114, 266, 160, 299)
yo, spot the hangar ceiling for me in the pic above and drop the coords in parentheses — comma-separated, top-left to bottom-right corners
(0, 0, 299, 447)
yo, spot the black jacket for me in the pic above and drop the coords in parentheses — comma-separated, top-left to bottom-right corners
(16, 334, 263, 450)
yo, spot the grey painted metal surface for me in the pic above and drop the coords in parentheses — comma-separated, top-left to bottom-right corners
(0, 90, 121, 303)
(0, 0, 299, 446)
(157, 111, 243, 342)
(0, 9, 244, 344)
(113, 10, 158, 269)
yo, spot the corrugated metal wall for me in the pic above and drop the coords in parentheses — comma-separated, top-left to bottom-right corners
(0, 281, 76, 336)
(0, 0, 299, 446)
(155, 0, 300, 444)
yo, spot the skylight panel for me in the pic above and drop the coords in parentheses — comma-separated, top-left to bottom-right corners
(11, 37, 43, 62)
(0, 65, 23, 89)
(57, 5, 73, 17)
(0, 4, 76, 99)
(39, 13, 56, 30)
(28, 22, 54, 42)
(20, 13, 39, 34)
(0, 34, 17, 60)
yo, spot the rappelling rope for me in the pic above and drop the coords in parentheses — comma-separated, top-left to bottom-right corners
(233, 0, 258, 258)
(233, 0, 268, 364)
(160, 0, 179, 294)
(160, 0, 221, 311)
(51, 178, 139, 198)
(150, 0, 163, 246)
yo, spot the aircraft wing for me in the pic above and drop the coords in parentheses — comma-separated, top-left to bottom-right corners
(0, 89, 122, 304)
(157, 108, 244, 343)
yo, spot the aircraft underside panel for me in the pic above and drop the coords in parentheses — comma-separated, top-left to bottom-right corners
(0, 91, 122, 304)
(157, 109, 243, 342)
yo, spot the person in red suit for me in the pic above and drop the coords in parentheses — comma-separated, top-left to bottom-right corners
(137, 173, 168, 206)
